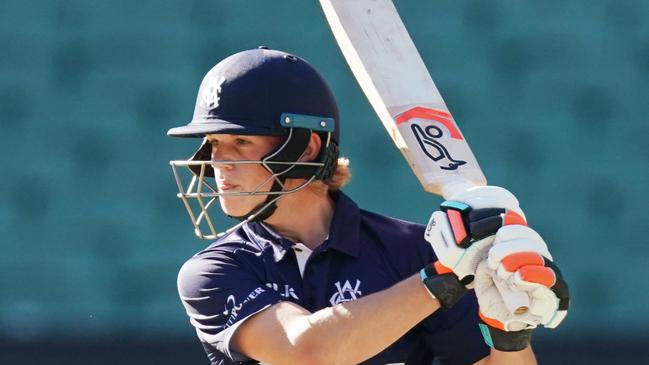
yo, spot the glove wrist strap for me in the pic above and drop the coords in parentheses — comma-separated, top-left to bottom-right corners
(420, 264, 467, 309)
(478, 323, 533, 352)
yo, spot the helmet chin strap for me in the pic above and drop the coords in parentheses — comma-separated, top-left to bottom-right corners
(215, 171, 318, 238)
(212, 123, 338, 228)
(227, 127, 313, 223)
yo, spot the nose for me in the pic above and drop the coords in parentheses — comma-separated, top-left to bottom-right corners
(211, 145, 235, 170)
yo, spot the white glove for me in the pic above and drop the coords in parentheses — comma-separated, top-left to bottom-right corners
(475, 260, 542, 332)
(424, 186, 526, 287)
(474, 237, 570, 352)
(485, 225, 569, 329)
(474, 259, 537, 351)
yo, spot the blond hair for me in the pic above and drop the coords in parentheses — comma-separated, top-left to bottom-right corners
(308, 157, 351, 195)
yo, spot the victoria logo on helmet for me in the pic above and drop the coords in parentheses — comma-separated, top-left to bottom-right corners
(200, 75, 226, 109)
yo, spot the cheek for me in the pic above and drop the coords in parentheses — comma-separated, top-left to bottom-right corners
(214, 164, 276, 193)
(239, 164, 275, 187)
(254, 165, 275, 181)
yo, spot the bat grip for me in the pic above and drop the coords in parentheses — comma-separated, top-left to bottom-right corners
(440, 180, 481, 200)
(494, 277, 530, 315)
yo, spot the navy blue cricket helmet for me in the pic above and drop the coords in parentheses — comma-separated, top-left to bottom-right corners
(168, 47, 340, 180)
(168, 47, 339, 142)
(168, 47, 341, 234)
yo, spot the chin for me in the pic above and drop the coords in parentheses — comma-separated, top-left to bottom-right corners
(219, 196, 265, 217)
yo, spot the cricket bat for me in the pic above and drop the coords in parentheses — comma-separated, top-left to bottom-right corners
(319, 0, 529, 315)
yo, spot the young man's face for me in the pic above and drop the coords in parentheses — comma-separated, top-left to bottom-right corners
(206, 133, 284, 217)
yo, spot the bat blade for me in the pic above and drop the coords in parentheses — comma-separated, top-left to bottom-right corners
(319, 0, 486, 199)
(320, 0, 530, 315)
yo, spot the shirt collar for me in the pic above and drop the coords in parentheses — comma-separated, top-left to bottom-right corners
(242, 191, 362, 262)
(243, 222, 294, 262)
(323, 191, 361, 258)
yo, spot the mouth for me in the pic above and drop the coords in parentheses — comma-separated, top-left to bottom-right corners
(217, 182, 238, 192)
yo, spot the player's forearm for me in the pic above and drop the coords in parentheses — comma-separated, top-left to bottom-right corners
(474, 347, 537, 365)
(299, 274, 439, 365)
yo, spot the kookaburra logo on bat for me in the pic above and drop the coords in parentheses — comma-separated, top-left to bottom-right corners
(411, 123, 466, 170)
(395, 107, 467, 171)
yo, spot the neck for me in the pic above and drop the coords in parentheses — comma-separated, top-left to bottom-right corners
(263, 183, 335, 249)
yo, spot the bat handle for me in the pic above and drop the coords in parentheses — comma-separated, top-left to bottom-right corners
(494, 277, 530, 315)
(440, 180, 482, 200)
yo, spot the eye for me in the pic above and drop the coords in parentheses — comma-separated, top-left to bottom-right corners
(208, 139, 219, 147)
(235, 138, 251, 145)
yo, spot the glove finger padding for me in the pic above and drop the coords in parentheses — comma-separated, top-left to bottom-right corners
(487, 225, 570, 328)
(474, 261, 539, 351)
(474, 261, 540, 332)
(510, 259, 569, 328)
(487, 225, 552, 266)
(425, 186, 527, 286)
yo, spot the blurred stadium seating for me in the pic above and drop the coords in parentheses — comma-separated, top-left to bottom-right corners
(1, 0, 648, 363)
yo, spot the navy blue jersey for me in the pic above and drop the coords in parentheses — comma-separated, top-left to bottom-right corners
(177, 192, 490, 365)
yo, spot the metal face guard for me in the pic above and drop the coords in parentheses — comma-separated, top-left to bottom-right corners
(169, 159, 322, 240)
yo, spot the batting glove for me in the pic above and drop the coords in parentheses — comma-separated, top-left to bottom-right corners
(424, 186, 527, 288)
(475, 226, 570, 351)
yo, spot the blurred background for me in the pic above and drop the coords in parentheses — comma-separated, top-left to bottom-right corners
(1, 0, 648, 364)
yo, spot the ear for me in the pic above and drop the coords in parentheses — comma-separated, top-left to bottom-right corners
(299, 132, 322, 162)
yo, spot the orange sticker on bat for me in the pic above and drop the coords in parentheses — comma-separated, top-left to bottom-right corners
(395, 106, 463, 140)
